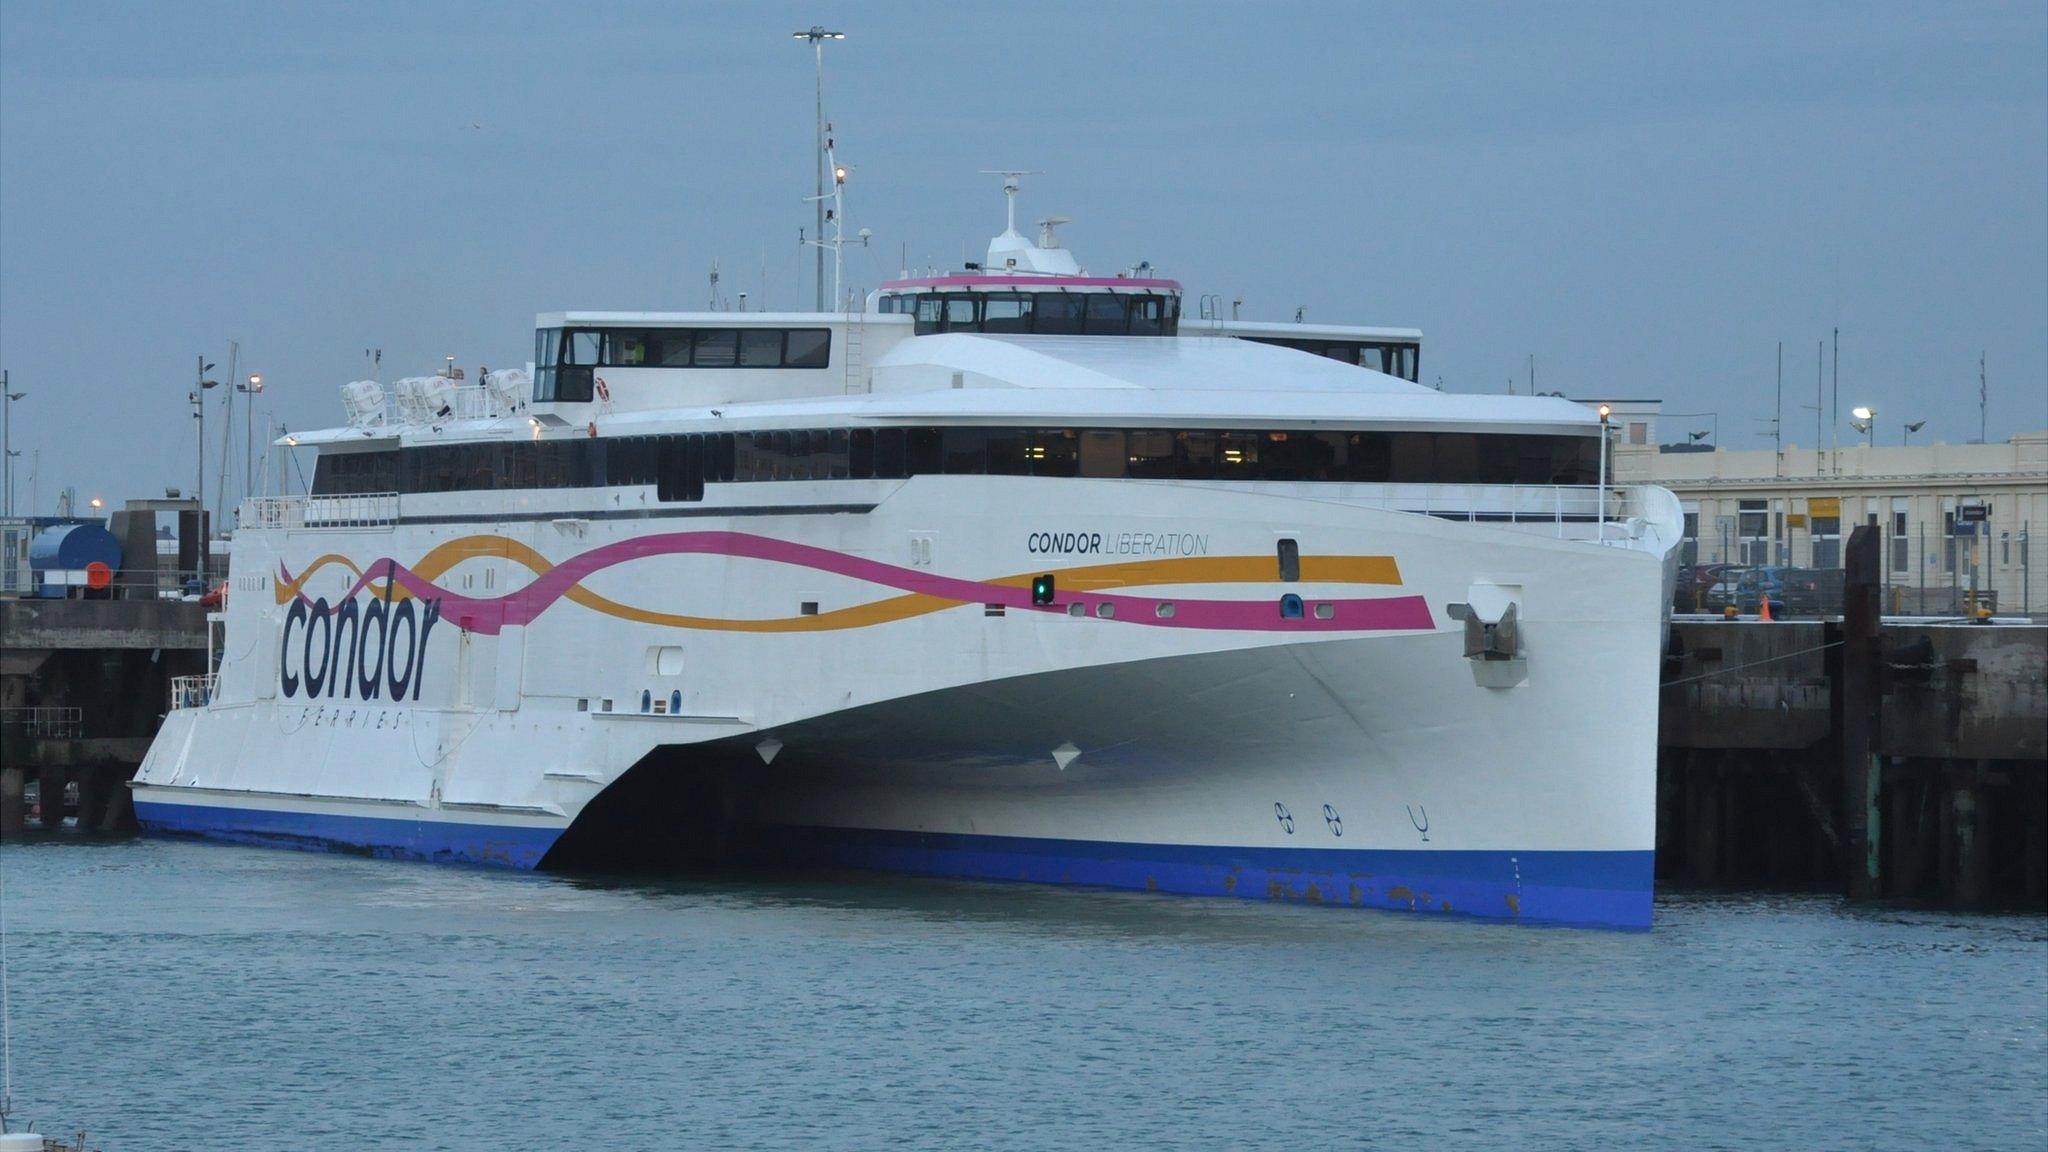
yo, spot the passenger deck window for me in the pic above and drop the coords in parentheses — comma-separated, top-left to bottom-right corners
(332, 425, 1601, 496)
(739, 329, 783, 367)
(693, 330, 738, 367)
(784, 329, 831, 368)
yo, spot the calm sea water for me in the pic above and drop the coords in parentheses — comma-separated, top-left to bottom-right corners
(1, 837, 2042, 1151)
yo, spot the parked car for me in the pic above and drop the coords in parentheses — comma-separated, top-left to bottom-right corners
(1675, 563, 1741, 612)
(1735, 567, 1789, 616)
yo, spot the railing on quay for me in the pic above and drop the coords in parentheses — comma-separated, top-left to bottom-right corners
(240, 493, 399, 531)
(0, 706, 85, 738)
(169, 674, 219, 711)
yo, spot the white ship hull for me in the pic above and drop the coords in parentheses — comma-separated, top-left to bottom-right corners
(135, 476, 1677, 928)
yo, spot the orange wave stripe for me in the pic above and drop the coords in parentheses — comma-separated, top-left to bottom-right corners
(276, 533, 1403, 631)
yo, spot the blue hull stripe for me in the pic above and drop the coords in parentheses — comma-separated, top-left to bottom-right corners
(760, 827, 1655, 930)
(135, 800, 1652, 929)
(134, 799, 561, 870)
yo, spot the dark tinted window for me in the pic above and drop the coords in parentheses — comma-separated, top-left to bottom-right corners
(784, 329, 831, 368)
(692, 330, 738, 368)
(323, 427, 1598, 496)
(1034, 293, 1084, 334)
(1129, 295, 1166, 336)
(739, 329, 783, 367)
(982, 293, 1032, 333)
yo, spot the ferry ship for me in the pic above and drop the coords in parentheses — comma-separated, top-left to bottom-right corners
(133, 181, 1682, 928)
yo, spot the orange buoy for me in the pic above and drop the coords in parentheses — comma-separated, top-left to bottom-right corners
(85, 560, 113, 590)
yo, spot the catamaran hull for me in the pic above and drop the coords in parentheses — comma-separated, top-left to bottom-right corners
(132, 476, 1675, 929)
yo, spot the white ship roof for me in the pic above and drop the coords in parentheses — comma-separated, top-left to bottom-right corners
(292, 330, 1592, 446)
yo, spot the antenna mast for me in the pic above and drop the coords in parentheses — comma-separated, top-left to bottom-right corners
(792, 26, 844, 312)
(802, 125, 865, 310)
(980, 170, 1041, 238)
(1774, 340, 1784, 476)
(1979, 351, 1987, 443)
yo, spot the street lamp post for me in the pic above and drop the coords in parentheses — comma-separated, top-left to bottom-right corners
(1852, 405, 1877, 449)
(191, 355, 220, 513)
(2, 371, 24, 517)
(793, 26, 844, 312)
(1596, 403, 1612, 532)
(1903, 420, 1925, 446)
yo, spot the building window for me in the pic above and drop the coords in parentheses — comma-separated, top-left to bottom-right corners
(1738, 500, 1768, 565)
(1890, 499, 1909, 574)
(1627, 422, 1647, 445)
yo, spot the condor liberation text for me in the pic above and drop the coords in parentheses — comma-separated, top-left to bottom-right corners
(1026, 531, 1210, 557)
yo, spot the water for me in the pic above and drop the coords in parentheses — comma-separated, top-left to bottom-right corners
(1, 838, 2042, 1151)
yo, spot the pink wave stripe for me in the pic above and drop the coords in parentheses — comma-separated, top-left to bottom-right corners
(280, 532, 1437, 636)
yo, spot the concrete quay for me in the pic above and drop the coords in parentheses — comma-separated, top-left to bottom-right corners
(1657, 526, 2046, 910)
(1, 597, 208, 834)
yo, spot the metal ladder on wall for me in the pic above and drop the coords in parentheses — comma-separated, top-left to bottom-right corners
(842, 315, 866, 394)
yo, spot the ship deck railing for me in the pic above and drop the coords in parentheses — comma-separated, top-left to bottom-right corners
(1316, 483, 1641, 539)
(169, 674, 218, 711)
(239, 493, 400, 531)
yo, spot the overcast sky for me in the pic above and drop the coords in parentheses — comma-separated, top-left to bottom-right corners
(2, 2, 2044, 515)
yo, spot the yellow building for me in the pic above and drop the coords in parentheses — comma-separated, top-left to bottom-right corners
(1587, 401, 2047, 616)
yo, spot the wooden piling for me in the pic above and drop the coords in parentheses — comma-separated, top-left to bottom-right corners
(1952, 763, 1986, 909)
(36, 763, 67, 830)
(1840, 524, 1883, 900)
(99, 775, 136, 833)
(0, 766, 24, 834)
(1687, 756, 1721, 885)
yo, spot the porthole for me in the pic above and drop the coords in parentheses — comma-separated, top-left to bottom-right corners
(1096, 602, 1116, 619)
(1280, 594, 1304, 619)
(1155, 602, 1176, 619)
(1314, 603, 1335, 620)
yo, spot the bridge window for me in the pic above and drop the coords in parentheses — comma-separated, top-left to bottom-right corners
(1085, 293, 1127, 334)
(1034, 293, 1085, 335)
(982, 293, 1033, 333)
(886, 291, 1178, 337)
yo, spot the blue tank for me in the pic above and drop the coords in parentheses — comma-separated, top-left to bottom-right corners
(28, 522, 123, 598)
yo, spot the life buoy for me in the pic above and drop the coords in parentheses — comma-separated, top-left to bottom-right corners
(594, 376, 611, 402)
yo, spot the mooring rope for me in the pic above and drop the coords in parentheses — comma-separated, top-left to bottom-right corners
(1660, 639, 1846, 688)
